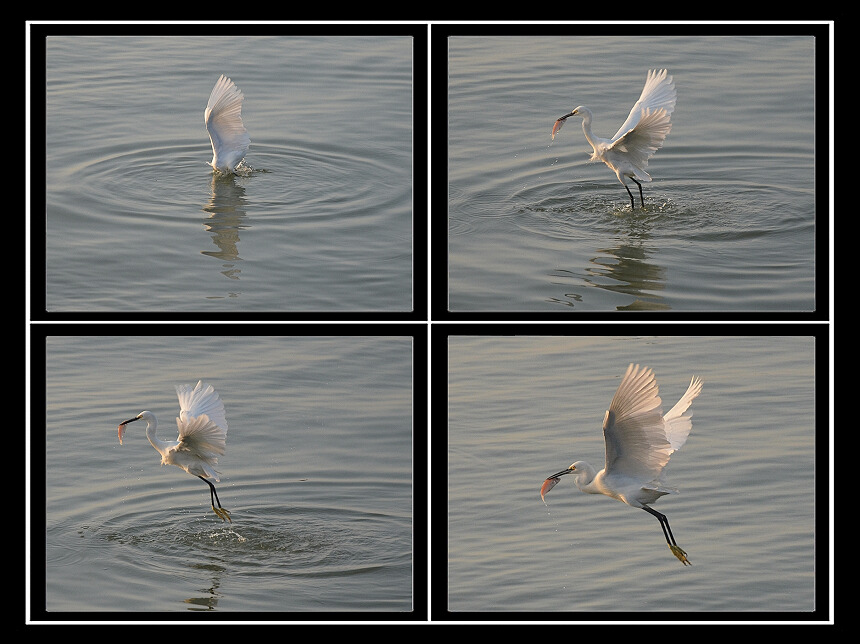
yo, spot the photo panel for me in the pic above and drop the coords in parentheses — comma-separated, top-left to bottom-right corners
(32, 324, 427, 620)
(432, 323, 829, 621)
(33, 22, 427, 322)
(432, 23, 829, 319)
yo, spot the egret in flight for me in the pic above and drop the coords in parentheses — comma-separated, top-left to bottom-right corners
(205, 74, 251, 174)
(118, 380, 232, 522)
(551, 69, 676, 209)
(540, 364, 702, 565)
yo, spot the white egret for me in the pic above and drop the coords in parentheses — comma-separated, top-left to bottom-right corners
(540, 364, 702, 565)
(205, 74, 251, 174)
(551, 69, 676, 209)
(118, 380, 232, 522)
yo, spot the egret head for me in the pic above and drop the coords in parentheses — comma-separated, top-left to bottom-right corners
(117, 411, 154, 445)
(552, 107, 590, 139)
(564, 106, 588, 119)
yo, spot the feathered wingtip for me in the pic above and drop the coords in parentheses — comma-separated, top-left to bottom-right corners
(640, 69, 676, 115)
(207, 75, 243, 110)
(176, 380, 228, 432)
(663, 374, 703, 452)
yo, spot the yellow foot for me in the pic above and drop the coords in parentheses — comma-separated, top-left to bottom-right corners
(213, 506, 232, 523)
(669, 544, 691, 565)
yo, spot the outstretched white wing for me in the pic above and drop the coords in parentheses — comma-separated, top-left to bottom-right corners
(205, 74, 250, 172)
(176, 380, 227, 432)
(606, 69, 676, 170)
(602, 364, 670, 482)
(602, 364, 701, 484)
(172, 381, 228, 478)
(611, 69, 676, 141)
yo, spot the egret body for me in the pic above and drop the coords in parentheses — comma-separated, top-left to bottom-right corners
(541, 363, 702, 565)
(205, 74, 250, 174)
(118, 380, 232, 522)
(552, 69, 676, 209)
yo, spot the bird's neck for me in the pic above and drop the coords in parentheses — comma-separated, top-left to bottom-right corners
(573, 462, 601, 493)
(579, 111, 601, 152)
(144, 419, 172, 457)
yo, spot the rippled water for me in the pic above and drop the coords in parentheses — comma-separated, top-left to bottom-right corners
(42, 33, 414, 312)
(444, 33, 819, 311)
(443, 333, 820, 614)
(41, 335, 415, 613)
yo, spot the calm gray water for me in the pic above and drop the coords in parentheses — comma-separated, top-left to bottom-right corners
(42, 335, 414, 613)
(446, 35, 817, 311)
(44, 34, 413, 312)
(446, 335, 817, 613)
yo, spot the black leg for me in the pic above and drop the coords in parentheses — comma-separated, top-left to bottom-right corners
(629, 177, 644, 208)
(624, 184, 635, 209)
(198, 475, 231, 522)
(642, 505, 690, 565)
(642, 505, 674, 545)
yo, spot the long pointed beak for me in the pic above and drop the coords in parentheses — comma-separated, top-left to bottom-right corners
(540, 468, 572, 503)
(117, 416, 140, 445)
(546, 468, 573, 480)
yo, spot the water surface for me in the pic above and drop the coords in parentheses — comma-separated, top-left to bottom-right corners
(444, 33, 819, 311)
(444, 334, 818, 613)
(42, 334, 415, 613)
(43, 33, 414, 312)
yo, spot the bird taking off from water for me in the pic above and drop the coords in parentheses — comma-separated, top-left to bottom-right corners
(540, 364, 702, 565)
(205, 74, 251, 174)
(118, 380, 232, 522)
(551, 69, 676, 210)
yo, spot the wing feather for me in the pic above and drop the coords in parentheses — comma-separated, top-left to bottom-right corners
(204, 75, 250, 171)
(608, 107, 673, 171)
(176, 380, 227, 432)
(662, 376, 703, 451)
(610, 69, 676, 142)
(603, 365, 701, 484)
(175, 414, 226, 459)
(603, 364, 669, 481)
